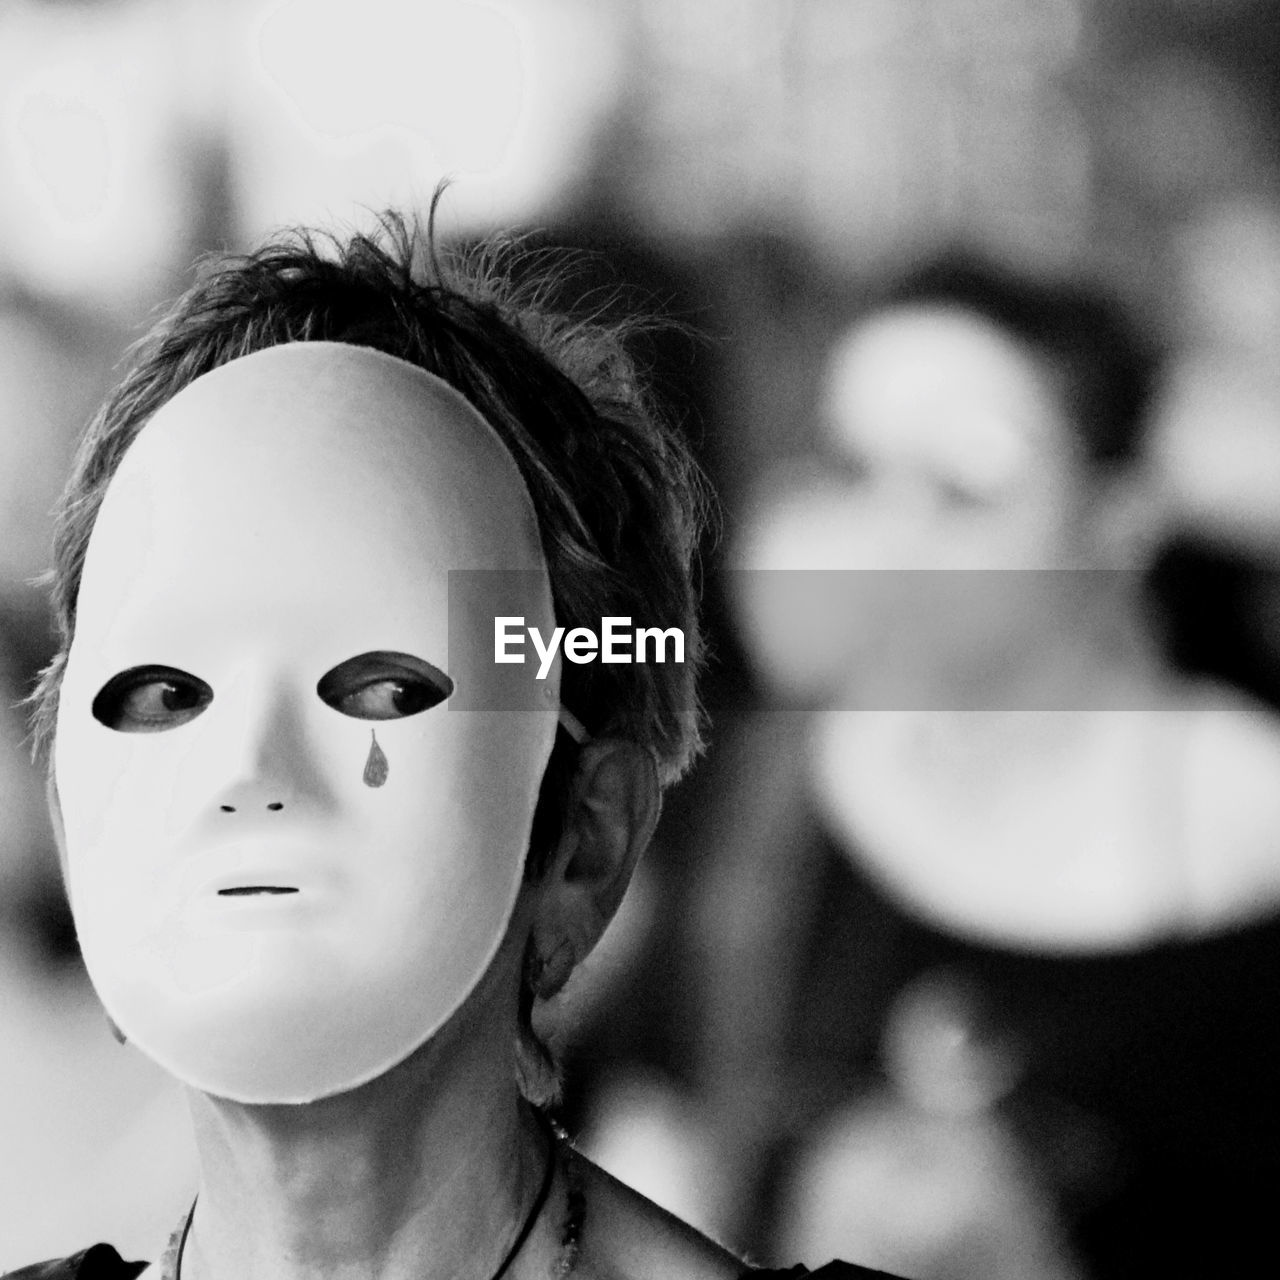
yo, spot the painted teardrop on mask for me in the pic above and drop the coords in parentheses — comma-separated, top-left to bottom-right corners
(363, 730, 388, 788)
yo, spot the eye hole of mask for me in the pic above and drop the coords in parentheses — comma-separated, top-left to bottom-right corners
(316, 651, 453, 721)
(92, 665, 215, 733)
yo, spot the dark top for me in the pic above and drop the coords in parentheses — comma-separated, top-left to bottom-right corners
(778, 831, 1280, 1280)
(3, 1246, 902, 1280)
(2, 1247, 146, 1280)
(748, 1267, 903, 1279)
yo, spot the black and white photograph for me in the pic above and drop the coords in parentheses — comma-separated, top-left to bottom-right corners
(1, 3, 1278, 1278)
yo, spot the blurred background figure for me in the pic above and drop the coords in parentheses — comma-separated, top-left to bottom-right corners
(778, 970, 1084, 1280)
(5, 1, 1280, 1276)
(708, 252, 1280, 1280)
(740, 253, 1280, 949)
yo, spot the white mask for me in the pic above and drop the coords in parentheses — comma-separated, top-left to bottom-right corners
(54, 343, 561, 1103)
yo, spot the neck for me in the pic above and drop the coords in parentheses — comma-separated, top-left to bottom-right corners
(949, 580, 1166, 714)
(179, 980, 548, 1280)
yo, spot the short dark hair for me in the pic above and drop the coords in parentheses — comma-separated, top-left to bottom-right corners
(872, 251, 1161, 469)
(30, 208, 706, 810)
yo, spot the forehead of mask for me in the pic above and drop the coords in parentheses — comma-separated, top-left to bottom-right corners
(55, 342, 559, 1103)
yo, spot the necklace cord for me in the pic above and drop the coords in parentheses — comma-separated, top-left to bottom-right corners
(167, 1121, 558, 1280)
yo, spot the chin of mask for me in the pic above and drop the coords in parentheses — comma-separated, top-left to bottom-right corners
(54, 343, 560, 1104)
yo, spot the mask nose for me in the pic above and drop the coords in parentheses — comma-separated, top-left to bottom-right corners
(218, 799, 286, 815)
(198, 674, 334, 823)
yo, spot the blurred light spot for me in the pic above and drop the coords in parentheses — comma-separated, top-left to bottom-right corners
(12, 92, 112, 223)
(0, 0, 191, 306)
(234, 0, 621, 235)
(256, 0, 523, 172)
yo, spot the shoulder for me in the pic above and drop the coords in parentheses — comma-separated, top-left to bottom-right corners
(564, 1153, 907, 1280)
(568, 1153, 743, 1280)
(2, 1244, 146, 1280)
(745, 1264, 909, 1279)
(1181, 677, 1280, 780)
(1179, 678, 1280, 923)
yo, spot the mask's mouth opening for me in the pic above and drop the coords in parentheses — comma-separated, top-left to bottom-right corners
(217, 886, 299, 897)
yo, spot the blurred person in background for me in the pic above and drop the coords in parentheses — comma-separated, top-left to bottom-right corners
(776, 970, 1085, 1280)
(671, 252, 1280, 1278)
(3, 210, 901, 1280)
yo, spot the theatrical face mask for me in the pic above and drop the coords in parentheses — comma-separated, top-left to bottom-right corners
(54, 343, 560, 1103)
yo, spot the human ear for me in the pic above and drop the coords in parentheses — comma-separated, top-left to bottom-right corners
(528, 738, 660, 996)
